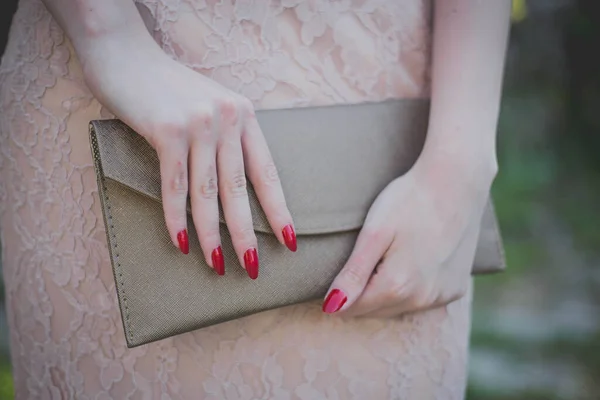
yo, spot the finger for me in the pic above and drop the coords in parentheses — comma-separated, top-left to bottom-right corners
(190, 124, 224, 275)
(363, 304, 419, 319)
(345, 257, 416, 318)
(349, 255, 460, 318)
(157, 140, 190, 255)
(241, 106, 296, 252)
(366, 292, 460, 319)
(322, 227, 393, 314)
(353, 235, 474, 318)
(217, 100, 259, 279)
(353, 283, 419, 319)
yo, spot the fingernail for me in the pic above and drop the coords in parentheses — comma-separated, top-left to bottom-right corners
(177, 229, 189, 255)
(322, 289, 347, 314)
(244, 248, 259, 280)
(282, 224, 297, 252)
(212, 246, 225, 276)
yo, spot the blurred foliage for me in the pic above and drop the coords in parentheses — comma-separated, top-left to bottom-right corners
(0, 364, 12, 400)
(469, 1, 600, 399)
(512, 0, 528, 22)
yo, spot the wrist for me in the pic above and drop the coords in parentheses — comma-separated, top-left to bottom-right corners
(414, 130, 498, 197)
(75, 28, 163, 100)
(76, 28, 157, 74)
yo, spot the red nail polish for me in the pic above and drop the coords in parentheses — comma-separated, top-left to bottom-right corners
(212, 246, 225, 276)
(282, 224, 297, 252)
(244, 248, 259, 280)
(177, 230, 189, 255)
(322, 289, 347, 314)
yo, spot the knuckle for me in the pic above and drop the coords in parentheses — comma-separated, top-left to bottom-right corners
(170, 163, 188, 195)
(218, 98, 239, 124)
(196, 168, 218, 200)
(341, 264, 368, 288)
(437, 285, 467, 306)
(201, 226, 221, 243)
(426, 277, 468, 309)
(197, 109, 213, 130)
(403, 286, 437, 311)
(381, 288, 400, 305)
(261, 162, 280, 185)
(454, 284, 468, 301)
(164, 214, 186, 231)
(191, 109, 214, 141)
(349, 251, 369, 269)
(200, 177, 218, 200)
(150, 120, 191, 151)
(225, 171, 248, 197)
(162, 120, 188, 141)
(386, 279, 410, 302)
(407, 293, 429, 310)
(231, 225, 256, 244)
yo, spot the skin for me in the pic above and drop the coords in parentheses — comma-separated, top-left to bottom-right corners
(41, 0, 510, 316)
(43, 0, 295, 275)
(331, 0, 511, 317)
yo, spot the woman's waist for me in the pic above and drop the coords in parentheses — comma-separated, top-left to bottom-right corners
(4, 0, 433, 111)
(137, 0, 432, 109)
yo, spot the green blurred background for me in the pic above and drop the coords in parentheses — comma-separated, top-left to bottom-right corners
(1, 0, 599, 399)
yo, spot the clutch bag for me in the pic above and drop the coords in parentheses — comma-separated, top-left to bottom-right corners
(89, 99, 505, 348)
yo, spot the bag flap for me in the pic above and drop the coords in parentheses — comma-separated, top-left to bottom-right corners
(91, 100, 435, 235)
(90, 99, 505, 272)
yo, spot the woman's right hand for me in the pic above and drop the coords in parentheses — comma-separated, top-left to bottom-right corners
(80, 34, 296, 279)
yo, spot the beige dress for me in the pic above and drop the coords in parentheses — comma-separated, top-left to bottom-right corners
(0, 0, 472, 398)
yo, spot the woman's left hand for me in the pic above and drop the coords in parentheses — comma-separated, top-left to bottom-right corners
(322, 157, 494, 317)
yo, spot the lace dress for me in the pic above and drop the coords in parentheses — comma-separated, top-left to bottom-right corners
(0, 0, 472, 398)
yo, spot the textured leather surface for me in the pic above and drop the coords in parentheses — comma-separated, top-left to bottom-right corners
(89, 99, 505, 347)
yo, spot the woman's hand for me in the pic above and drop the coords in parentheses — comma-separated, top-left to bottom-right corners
(320, 0, 509, 316)
(322, 157, 495, 316)
(82, 35, 296, 279)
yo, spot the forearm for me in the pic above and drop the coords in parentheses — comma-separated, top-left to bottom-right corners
(41, 0, 155, 68)
(420, 0, 511, 186)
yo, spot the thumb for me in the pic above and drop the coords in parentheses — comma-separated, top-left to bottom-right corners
(323, 228, 393, 314)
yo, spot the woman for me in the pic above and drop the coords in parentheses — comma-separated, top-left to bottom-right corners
(0, 0, 509, 398)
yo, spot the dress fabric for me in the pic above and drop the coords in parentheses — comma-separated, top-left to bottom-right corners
(0, 0, 473, 399)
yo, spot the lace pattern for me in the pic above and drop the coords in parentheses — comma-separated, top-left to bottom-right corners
(0, 0, 471, 398)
